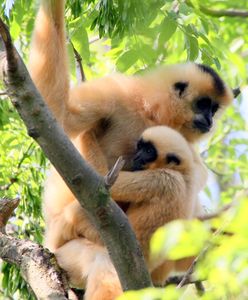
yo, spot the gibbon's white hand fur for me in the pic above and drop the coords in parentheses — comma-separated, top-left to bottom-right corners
(55, 126, 207, 299)
(28, 0, 234, 298)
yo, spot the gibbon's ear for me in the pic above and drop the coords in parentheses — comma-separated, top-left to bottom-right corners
(173, 82, 189, 97)
(165, 153, 181, 165)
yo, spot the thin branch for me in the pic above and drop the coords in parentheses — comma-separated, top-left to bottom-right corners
(164, 275, 203, 286)
(0, 142, 35, 191)
(199, 6, 248, 18)
(0, 178, 18, 191)
(177, 259, 197, 289)
(89, 36, 100, 44)
(177, 218, 230, 289)
(70, 40, 86, 83)
(0, 17, 152, 291)
(186, 1, 248, 18)
(165, 274, 205, 295)
(104, 156, 125, 188)
(197, 201, 235, 221)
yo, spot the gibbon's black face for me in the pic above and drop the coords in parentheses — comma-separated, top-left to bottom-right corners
(192, 96, 219, 133)
(132, 138, 181, 171)
(132, 138, 157, 171)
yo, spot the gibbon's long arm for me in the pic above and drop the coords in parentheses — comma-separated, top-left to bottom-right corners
(111, 169, 186, 203)
(29, 0, 69, 122)
(79, 132, 186, 204)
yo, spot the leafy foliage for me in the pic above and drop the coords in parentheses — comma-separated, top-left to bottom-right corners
(0, 0, 247, 299)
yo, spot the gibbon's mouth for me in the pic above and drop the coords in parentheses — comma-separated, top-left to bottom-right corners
(193, 121, 211, 133)
(131, 162, 145, 171)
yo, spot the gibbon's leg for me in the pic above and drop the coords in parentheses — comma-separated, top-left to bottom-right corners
(44, 131, 108, 250)
(29, 0, 69, 122)
(55, 238, 122, 300)
(44, 200, 102, 251)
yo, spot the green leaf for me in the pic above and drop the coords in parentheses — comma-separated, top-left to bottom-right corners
(116, 50, 139, 72)
(186, 36, 199, 61)
(150, 219, 209, 261)
(158, 16, 177, 48)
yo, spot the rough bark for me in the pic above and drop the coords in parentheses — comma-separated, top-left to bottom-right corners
(0, 18, 152, 291)
(0, 198, 72, 300)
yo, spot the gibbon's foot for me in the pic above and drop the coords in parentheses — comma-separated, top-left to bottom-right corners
(84, 249, 122, 300)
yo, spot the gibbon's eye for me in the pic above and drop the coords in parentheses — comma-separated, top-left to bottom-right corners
(142, 142, 157, 158)
(174, 81, 189, 97)
(211, 102, 219, 115)
(166, 153, 181, 165)
(145, 147, 152, 154)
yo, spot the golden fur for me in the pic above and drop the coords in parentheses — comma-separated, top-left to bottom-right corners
(28, 1, 233, 299)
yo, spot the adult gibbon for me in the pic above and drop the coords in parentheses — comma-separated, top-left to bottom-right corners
(29, 0, 234, 246)
(55, 126, 207, 300)
(29, 0, 233, 294)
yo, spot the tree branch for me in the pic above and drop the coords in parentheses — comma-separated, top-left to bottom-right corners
(186, 1, 248, 18)
(165, 275, 205, 294)
(0, 18, 152, 291)
(197, 201, 235, 221)
(0, 198, 73, 300)
(0, 234, 70, 300)
(0, 197, 20, 233)
(104, 156, 125, 188)
(70, 40, 86, 83)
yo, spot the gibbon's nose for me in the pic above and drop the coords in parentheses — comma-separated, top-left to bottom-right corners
(132, 153, 145, 171)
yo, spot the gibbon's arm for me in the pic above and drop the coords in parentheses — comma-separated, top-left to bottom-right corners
(65, 77, 128, 136)
(29, 0, 69, 122)
(80, 132, 186, 204)
(111, 169, 186, 203)
(78, 131, 109, 176)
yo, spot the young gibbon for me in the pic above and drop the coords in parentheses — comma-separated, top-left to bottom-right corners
(54, 126, 207, 300)
(28, 0, 232, 292)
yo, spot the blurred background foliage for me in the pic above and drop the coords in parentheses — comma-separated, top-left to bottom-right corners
(0, 0, 247, 299)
